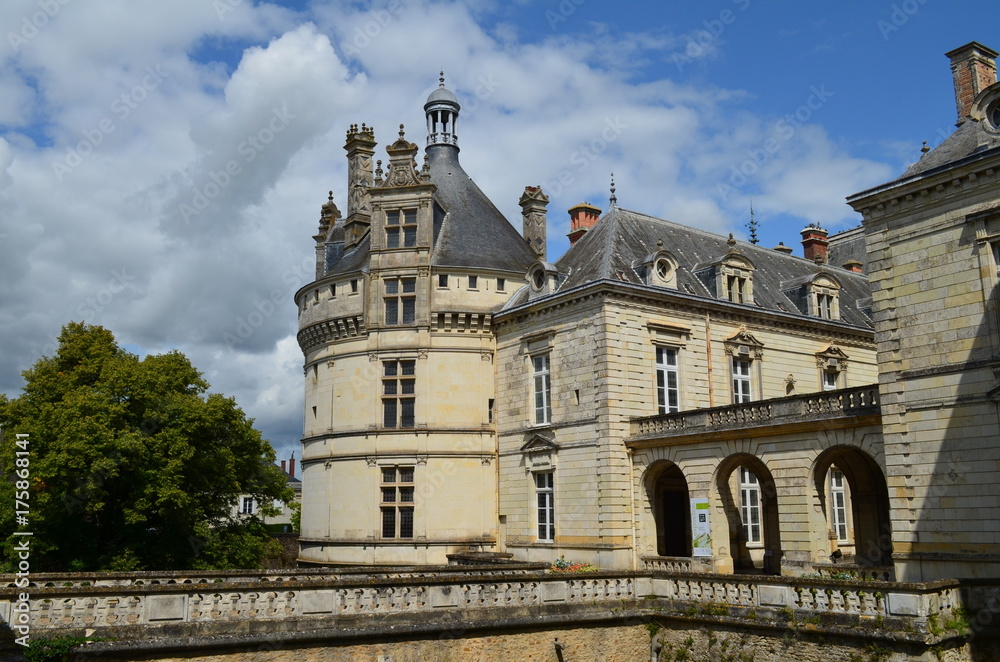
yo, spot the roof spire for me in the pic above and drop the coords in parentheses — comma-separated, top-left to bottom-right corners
(746, 199, 759, 244)
(609, 173, 617, 206)
(439, 70, 445, 87)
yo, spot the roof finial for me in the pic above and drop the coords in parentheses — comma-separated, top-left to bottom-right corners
(439, 70, 445, 88)
(920, 140, 930, 155)
(609, 172, 617, 206)
(727, 233, 737, 248)
(746, 198, 759, 245)
(328, 190, 334, 203)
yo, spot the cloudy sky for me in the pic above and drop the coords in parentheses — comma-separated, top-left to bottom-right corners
(0, 0, 991, 460)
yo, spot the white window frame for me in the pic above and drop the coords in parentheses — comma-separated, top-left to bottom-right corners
(822, 369, 839, 391)
(830, 468, 849, 543)
(535, 471, 555, 542)
(655, 346, 680, 414)
(532, 353, 552, 425)
(739, 467, 761, 544)
(240, 496, 256, 515)
(732, 357, 752, 403)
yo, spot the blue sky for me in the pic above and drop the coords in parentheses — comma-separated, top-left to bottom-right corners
(0, 0, 993, 461)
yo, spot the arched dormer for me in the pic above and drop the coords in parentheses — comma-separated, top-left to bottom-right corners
(782, 272, 842, 320)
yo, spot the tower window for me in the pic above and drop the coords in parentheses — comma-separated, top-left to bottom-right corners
(438, 274, 449, 288)
(497, 278, 506, 292)
(386, 209, 417, 248)
(382, 360, 416, 428)
(468, 275, 478, 289)
(380, 466, 414, 538)
(384, 278, 416, 326)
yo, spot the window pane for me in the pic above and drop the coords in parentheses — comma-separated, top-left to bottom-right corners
(402, 278, 416, 293)
(385, 299, 398, 325)
(399, 487, 414, 503)
(402, 298, 415, 324)
(382, 507, 396, 538)
(403, 226, 417, 247)
(497, 278, 505, 291)
(382, 467, 396, 483)
(382, 487, 396, 503)
(468, 275, 478, 288)
(383, 399, 397, 428)
(386, 228, 400, 248)
(401, 361, 415, 375)
(400, 378, 414, 395)
(384, 380, 398, 395)
(403, 209, 417, 225)
(387, 210, 400, 225)
(400, 398, 415, 427)
(399, 467, 414, 483)
(399, 508, 414, 538)
(384, 362, 398, 376)
(385, 280, 398, 294)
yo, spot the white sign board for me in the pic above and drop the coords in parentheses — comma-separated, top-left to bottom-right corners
(691, 498, 712, 557)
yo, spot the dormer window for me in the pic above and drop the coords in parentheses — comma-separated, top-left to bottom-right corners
(386, 209, 417, 248)
(639, 248, 678, 289)
(807, 275, 841, 320)
(698, 247, 756, 305)
(532, 268, 545, 290)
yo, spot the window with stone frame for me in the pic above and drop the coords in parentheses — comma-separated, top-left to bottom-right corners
(535, 471, 555, 542)
(816, 346, 848, 392)
(806, 275, 841, 319)
(822, 369, 839, 391)
(385, 208, 417, 248)
(384, 277, 416, 326)
(532, 353, 552, 425)
(732, 357, 752, 403)
(711, 251, 755, 305)
(382, 360, 415, 428)
(655, 346, 680, 414)
(380, 466, 414, 539)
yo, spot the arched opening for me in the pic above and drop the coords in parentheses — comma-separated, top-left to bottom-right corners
(814, 446, 892, 567)
(647, 462, 691, 557)
(715, 454, 781, 574)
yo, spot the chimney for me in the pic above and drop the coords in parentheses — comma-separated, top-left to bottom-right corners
(946, 42, 998, 125)
(567, 202, 602, 247)
(801, 225, 829, 263)
(281, 460, 287, 473)
(288, 453, 296, 479)
(772, 242, 793, 254)
(843, 259, 863, 274)
(343, 123, 377, 249)
(519, 185, 550, 261)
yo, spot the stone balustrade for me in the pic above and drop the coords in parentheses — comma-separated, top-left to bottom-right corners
(630, 384, 881, 439)
(2, 568, 994, 658)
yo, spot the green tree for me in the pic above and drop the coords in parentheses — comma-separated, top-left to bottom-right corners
(0, 322, 292, 571)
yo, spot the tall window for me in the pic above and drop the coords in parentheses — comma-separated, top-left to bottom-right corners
(535, 472, 555, 542)
(732, 358, 752, 403)
(727, 275, 747, 303)
(240, 496, 256, 515)
(830, 468, 848, 543)
(822, 370, 839, 391)
(384, 278, 416, 325)
(381, 466, 414, 538)
(739, 468, 761, 544)
(533, 354, 552, 425)
(382, 360, 415, 428)
(817, 293, 834, 319)
(655, 347, 679, 414)
(386, 209, 417, 248)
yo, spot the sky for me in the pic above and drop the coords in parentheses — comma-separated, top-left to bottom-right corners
(0, 0, 993, 461)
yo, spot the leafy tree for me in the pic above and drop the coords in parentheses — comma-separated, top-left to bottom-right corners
(0, 322, 292, 571)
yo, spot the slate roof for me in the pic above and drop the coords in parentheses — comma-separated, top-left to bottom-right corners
(552, 206, 873, 329)
(899, 118, 1000, 180)
(424, 144, 538, 272)
(827, 226, 867, 274)
(322, 145, 536, 277)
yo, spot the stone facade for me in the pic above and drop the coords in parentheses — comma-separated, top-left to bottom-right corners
(848, 42, 1000, 582)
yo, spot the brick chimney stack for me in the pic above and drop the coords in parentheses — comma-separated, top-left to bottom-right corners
(946, 42, 998, 125)
(801, 225, 829, 263)
(281, 460, 287, 473)
(567, 202, 602, 247)
(288, 453, 296, 479)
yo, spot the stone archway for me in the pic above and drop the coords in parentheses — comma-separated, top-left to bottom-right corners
(714, 454, 781, 574)
(814, 446, 892, 567)
(646, 462, 691, 557)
